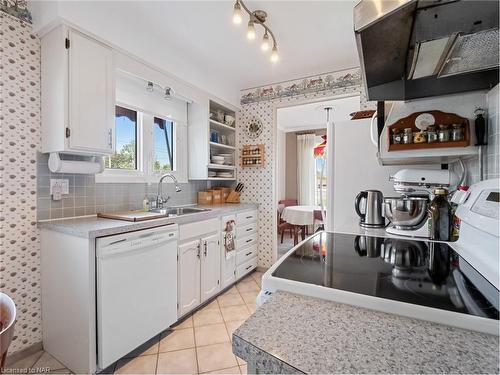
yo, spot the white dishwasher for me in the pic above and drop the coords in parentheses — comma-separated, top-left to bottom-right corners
(96, 224, 178, 369)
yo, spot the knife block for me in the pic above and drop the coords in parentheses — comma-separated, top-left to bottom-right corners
(226, 190, 240, 203)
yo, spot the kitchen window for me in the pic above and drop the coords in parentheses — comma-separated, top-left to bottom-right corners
(96, 70, 188, 183)
(105, 106, 138, 170)
(153, 117, 174, 173)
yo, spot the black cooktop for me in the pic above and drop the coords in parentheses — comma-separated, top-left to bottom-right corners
(273, 232, 499, 320)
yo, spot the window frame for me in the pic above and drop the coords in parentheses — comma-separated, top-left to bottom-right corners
(96, 103, 187, 184)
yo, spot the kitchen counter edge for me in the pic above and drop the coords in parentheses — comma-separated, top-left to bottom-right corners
(37, 203, 259, 239)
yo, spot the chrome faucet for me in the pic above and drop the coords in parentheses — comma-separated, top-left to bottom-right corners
(156, 173, 182, 209)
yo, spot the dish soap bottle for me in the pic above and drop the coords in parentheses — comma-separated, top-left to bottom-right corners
(142, 196, 150, 212)
(428, 187, 452, 241)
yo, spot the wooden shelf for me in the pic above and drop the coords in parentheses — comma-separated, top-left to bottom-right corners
(210, 119, 235, 132)
(210, 142, 235, 150)
(240, 144, 265, 168)
(207, 164, 236, 170)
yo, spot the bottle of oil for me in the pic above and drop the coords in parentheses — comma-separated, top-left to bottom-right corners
(428, 187, 452, 241)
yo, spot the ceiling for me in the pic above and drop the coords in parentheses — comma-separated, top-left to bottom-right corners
(277, 95, 361, 132)
(31, 1, 360, 105)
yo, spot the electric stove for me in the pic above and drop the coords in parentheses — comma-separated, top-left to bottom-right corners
(259, 231, 499, 335)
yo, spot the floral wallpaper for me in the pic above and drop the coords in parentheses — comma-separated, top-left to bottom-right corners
(241, 67, 362, 105)
(0, 11, 42, 354)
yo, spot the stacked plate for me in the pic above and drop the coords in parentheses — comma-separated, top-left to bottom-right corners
(211, 155, 225, 165)
(208, 171, 217, 177)
(216, 172, 233, 178)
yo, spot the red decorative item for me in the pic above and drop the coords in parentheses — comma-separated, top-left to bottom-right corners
(314, 135, 327, 158)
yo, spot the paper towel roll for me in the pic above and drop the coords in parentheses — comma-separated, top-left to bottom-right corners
(48, 153, 105, 174)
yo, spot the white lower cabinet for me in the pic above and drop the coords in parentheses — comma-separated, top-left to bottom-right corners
(178, 239, 201, 317)
(178, 219, 221, 317)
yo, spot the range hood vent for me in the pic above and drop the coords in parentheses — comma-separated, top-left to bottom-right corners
(355, 0, 499, 101)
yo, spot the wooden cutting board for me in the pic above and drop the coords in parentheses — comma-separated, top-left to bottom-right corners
(97, 211, 166, 222)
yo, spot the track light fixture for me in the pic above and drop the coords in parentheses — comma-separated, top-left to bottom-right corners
(232, 0, 279, 63)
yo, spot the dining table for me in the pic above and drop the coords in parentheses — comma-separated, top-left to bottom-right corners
(282, 205, 323, 244)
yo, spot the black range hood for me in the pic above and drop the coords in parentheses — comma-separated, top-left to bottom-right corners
(354, 0, 499, 101)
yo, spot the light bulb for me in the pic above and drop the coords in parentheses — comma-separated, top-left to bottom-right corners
(232, 1, 242, 24)
(261, 32, 270, 51)
(271, 45, 279, 62)
(247, 19, 256, 40)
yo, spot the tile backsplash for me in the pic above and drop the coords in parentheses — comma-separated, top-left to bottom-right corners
(36, 153, 209, 220)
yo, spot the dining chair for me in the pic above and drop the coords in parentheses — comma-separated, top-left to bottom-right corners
(277, 204, 294, 243)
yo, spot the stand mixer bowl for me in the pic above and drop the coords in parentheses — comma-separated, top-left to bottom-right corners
(383, 196, 429, 229)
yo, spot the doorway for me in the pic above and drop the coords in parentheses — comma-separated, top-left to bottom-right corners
(274, 96, 361, 259)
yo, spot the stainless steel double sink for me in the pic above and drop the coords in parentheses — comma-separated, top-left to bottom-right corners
(150, 207, 211, 217)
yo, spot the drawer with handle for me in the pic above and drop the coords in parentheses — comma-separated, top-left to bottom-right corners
(236, 210, 258, 225)
(236, 255, 258, 279)
(236, 245, 257, 265)
(238, 222, 257, 238)
(236, 232, 258, 250)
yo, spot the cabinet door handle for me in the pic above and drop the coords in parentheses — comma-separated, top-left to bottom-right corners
(245, 265, 252, 270)
(204, 241, 207, 257)
(245, 251, 252, 256)
(196, 243, 201, 258)
(108, 129, 113, 148)
(246, 228, 252, 232)
(245, 239, 252, 243)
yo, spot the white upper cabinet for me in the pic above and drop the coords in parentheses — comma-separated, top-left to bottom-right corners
(41, 25, 115, 155)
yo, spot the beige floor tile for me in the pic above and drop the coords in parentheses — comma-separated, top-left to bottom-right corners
(196, 343, 238, 373)
(239, 364, 247, 374)
(32, 351, 66, 371)
(236, 356, 246, 366)
(114, 354, 157, 374)
(245, 303, 257, 314)
(203, 365, 241, 374)
(239, 291, 258, 305)
(195, 323, 230, 347)
(224, 320, 245, 341)
(193, 308, 224, 326)
(159, 328, 195, 352)
(223, 286, 239, 295)
(172, 315, 193, 330)
(156, 348, 197, 374)
(217, 293, 245, 308)
(220, 305, 250, 322)
(251, 271, 264, 282)
(201, 299, 220, 311)
(235, 279, 259, 293)
(7, 351, 44, 369)
(123, 334, 160, 358)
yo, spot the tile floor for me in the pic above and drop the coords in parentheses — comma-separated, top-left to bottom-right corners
(6, 271, 263, 375)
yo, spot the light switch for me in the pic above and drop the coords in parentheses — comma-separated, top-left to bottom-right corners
(50, 179, 69, 201)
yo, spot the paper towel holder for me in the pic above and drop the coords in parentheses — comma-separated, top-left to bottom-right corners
(48, 153, 105, 174)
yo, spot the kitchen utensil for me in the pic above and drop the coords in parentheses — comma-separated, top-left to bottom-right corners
(474, 108, 487, 145)
(383, 196, 429, 229)
(354, 190, 385, 228)
(211, 156, 225, 165)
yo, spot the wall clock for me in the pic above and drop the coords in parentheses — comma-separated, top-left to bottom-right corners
(246, 118, 263, 139)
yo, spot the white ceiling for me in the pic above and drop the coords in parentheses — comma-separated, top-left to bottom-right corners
(31, 1, 360, 105)
(277, 95, 361, 132)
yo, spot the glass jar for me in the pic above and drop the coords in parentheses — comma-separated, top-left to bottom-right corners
(438, 125, 450, 142)
(391, 129, 402, 144)
(427, 125, 438, 143)
(403, 128, 413, 144)
(451, 124, 464, 141)
(413, 131, 427, 143)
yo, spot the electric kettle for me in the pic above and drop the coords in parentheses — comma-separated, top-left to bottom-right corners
(355, 190, 385, 228)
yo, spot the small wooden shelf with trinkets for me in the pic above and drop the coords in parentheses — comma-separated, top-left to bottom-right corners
(387, 110, 470, 152)
(240, 144, 265, 168)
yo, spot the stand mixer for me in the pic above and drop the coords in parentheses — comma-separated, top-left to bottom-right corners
(384, 169, 460, 238)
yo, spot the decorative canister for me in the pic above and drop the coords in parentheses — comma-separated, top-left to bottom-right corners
(451, 124, 464, 141)
(438, 125, 450, 142)
(403, 128, 413, 144)
(391, 129, 402, 144)
(413, 131, 427, 143)
(427, 125, 438, 143)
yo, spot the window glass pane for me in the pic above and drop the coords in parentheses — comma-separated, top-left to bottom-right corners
(153, 117, 174, 173)
(105, 106, 137, 170)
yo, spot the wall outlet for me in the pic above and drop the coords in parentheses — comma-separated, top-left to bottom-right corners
(50, 179, 69, 200)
